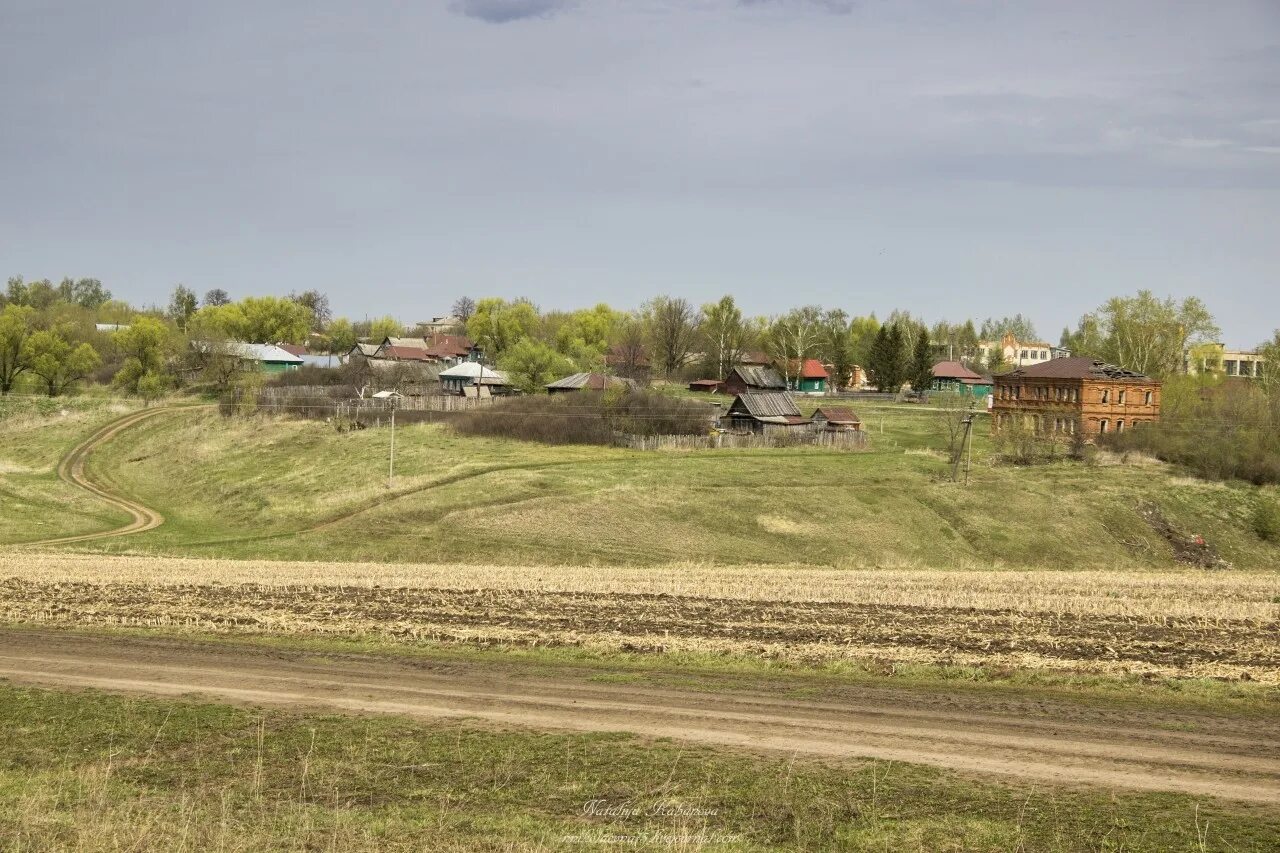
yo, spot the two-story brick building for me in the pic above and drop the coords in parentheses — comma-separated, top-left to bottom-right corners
(992, 357, 1160, 438)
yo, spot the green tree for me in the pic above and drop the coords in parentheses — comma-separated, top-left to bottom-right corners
(819, 309, 854, 391)
(0, 304, 37, 394)
(58, 278, 111, 309)
(168, 285, 198, 331)
(1256, 329, 1280, 394)
(910, 327, 934, 392)
(497, 337, 575, 394)
(848, 314, 880, 370)
(112, 317, 172, 395)
(192, 297, 312, 343)
(25, 330, 101, 396)
(467, 298, 540, 358)
(325, 318, 358, 355)
(367, 315, 405, 343)
(699, 295, 747, 380)
(868, 323, 906, 392)
(1066, 291, 1219, 378)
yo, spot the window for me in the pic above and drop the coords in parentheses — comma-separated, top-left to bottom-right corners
(1117, 390, 1126, 404)
(1040, 350, 1047, 360)
(1225, 360, 1238, 376)
(1014, 386, 1021, 400)
(1100, 389, 1110, 404)
(1116, 420, 1124, 432)
(1144, 390, 1152, 405)
(1099, 419, 1109, 433)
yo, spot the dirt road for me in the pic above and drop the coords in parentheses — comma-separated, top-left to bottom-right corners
(23, 406, 194, 547)
(1, 630, 1276, 805)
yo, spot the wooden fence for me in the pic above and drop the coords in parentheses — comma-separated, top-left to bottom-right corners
(613, 430, 868, 451)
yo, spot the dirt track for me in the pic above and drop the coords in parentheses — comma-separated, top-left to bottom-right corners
(1, 629, 1276, 805)
(21, 407, 186, 546)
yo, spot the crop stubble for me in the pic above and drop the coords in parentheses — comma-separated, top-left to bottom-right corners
(2, 554, 1276, 682)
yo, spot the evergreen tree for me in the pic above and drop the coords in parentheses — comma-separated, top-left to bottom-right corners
(910, 327, 934, 392)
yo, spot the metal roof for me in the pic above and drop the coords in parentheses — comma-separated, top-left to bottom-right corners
(382, 336, 428, 350)
(198, 342, 302, 363)
(931, 361, 987, 382)
(1000, 357, 1153, 381)
(439, 362, 509, 383)
(545, 372, 637, 391)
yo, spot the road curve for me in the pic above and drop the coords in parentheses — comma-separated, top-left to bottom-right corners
(1, 630, 1277, 805)
(22, 406, 192, 546)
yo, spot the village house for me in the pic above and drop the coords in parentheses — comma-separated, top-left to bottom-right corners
(721, 391, 811, 434)
(787, 359, 829, 394)
(687, 379, 722, 393)
(930, 361, 991, 396)
(811, 406, 861, 432)
(992, 357, 1161, 437)
(545, 372, 638, 393)
(721, 365, 787, 396)
(439, 362, 511, 396)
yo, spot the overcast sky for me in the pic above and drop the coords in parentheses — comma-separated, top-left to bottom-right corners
(2, 0, 1278, 344)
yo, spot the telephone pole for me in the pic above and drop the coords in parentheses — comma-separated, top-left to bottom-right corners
(388, 404, 396, 490)
(952, 408, 975, 483)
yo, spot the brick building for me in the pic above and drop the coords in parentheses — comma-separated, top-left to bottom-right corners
(992, 357, 1160, 438)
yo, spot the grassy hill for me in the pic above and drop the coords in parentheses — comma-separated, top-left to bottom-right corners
(1, 401, 1267, 569)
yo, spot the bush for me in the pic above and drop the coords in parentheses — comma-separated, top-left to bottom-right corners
(1101, 378, 1280, 484)
(1253, 500, 1280, 543)
(451, 390, 714, 445)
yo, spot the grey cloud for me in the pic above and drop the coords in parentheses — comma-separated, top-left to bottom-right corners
(449, 0, 571, 24)
(738, 0, 856, 14)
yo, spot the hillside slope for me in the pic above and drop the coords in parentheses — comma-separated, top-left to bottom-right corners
(40, 406, 1278, 569)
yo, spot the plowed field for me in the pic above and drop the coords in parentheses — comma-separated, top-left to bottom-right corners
(4, 554, 1277, 682)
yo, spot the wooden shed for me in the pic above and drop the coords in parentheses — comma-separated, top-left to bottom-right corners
(811, 406, 861, 432)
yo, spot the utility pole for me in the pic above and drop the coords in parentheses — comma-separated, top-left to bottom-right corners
(952, 409, 975, 483)
(388, 403, 396, 490)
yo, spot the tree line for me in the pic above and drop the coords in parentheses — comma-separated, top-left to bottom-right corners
(1, 273, 1267, 399)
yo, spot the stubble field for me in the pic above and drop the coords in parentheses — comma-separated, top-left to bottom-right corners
(5, 553, 1277, 685)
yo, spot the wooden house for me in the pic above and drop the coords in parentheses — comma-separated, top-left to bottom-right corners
(721, 366, 786, 396)
(930, 361, 992, 396)
(722, 392, 811, 434)
(811, 406, 861, 432)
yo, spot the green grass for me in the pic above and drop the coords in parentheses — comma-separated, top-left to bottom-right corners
(2, 684, 1276, 851)
(47, 406, 1279, 569)
(0, 397, 138, 544)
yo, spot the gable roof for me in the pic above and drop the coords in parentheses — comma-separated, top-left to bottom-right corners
(275, 342, 309, 357)
(931, 361, 986, 382)
(349, 342, 381, 357)
(545, 372, 637, 391)
(382, 336, 427, 350)
(1001, 357, 1153, 381)
(193, 341, 303, 364)
(797, 358, 829, 379)
(739, 350, 771, 366)
(380, 345, 434, 362)
(728, 365, 786, 390)
(727, 391, 804, 422)
(812, 406, 860, 424)
(439, 362, 509, 384)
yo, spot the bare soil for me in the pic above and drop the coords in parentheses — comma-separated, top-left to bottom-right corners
(1, 629, 1277, 805)
(4, 580, 1274, 681)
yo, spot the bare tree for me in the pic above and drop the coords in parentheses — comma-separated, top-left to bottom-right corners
(451, 296, 477, 323)
(643, 296, 699, 379)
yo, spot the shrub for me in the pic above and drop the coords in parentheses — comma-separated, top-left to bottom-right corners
(451, 390, 713, 445)
(1253, 500, 1280, 543)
